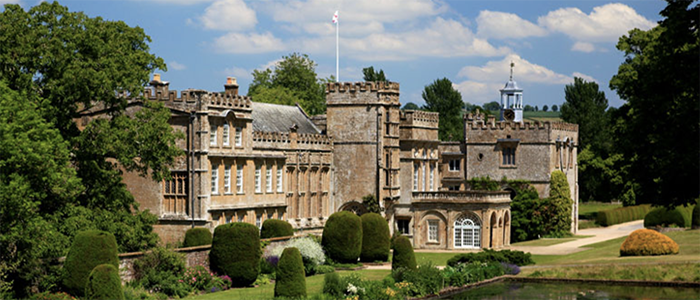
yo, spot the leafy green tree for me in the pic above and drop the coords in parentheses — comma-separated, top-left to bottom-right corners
(362, 66, 388, 82)
(249, 53, 326, 115)
(547, 171, 573, 236)
(0, 2, 177, 296)
(463, 101, 478, 111)
(422, 78, 464, 141)
(609, 0, 699, 207)
(542, 105, 549, 112)
(483, 101, 500, 112)
(535, 105, 539, 111)
(561, 77, 610, 153)
(402, 102, 420, 110)
(523, 105, 534, 112)
(552, 104, 558, 112)
(361, 194, 381, 214)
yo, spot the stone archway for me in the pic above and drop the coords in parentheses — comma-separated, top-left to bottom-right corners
(504, 187, 517, 200)
(489, 211, 498, 248)
(454, 212, 481, 249)
(503, 210, 510, 246)
(338, 201, 367, 216)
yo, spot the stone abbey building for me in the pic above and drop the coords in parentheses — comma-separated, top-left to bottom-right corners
(119, 74, 578, 250)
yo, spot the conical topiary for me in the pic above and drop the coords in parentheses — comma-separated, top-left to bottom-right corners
(182, 227, 212, 247)
(62, 230, 119, 297)
(209, 222, 261, 287)
(391, 235, 416, 271)
(360, 213, 390, 262)
(85, 264, 124, 300)
(322, 211, 362, 263)
(274, 247, 307, 299)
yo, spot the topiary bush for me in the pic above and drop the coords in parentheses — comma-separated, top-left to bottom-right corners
(274, 247, 307, 299)
(322, 272, 342, 298)
(322, 211, 362, 263)
(209, 222, 261, 287)
(548, 170, 573, 235)
(644, 205, 694, 228)
(62, 230, 119, 297)
(620, 229, 679, 256)
(692, 201, 700, 229)
(260, 219, 294, 239)
(391, 235, 416, 271)
(182, 227, 212, 247)
(597, 204, 652, 226)
(85, 264, 124, 300)
(360, 213, 390, 262)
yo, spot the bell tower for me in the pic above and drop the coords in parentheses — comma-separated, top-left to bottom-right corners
(499, 62, 523, 122)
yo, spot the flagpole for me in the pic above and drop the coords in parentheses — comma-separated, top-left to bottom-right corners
(335, 13, 339, 82)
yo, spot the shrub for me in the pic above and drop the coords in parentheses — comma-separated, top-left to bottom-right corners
(122, 285, 157, 300)
(441, 262, 505, 287)
(396, 263, 443, 296)
(209, 222, 261, 287)
(260, 219, 294, 239)
(360, 213, 391, 262)
(693, 201, 700, 229)
(315, 265, 335, 274)
(274, 247, 307, 299)
(391, 236, 416, 271)
(644, 205, 695, 228)
(510, 186, 545, 242)
(85, 264, 123, 300)
(260, 256, 278, 275)
(182, 228, 212, 247)
(322, 211, 362, 263)
(322, 272, 343, 298)
(620, 229, 679, 256)
(182, 266, 213, 291)
(30, 292, 78, 300)
(547, 170, 573, 235)
(132, 247, 190, 298)
(266, 237, 325, 275)
(446, 249, 534, 267)
(596, 204, 652, 226)
(62, 230, 119, 297)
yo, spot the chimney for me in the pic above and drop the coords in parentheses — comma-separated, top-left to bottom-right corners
(224, 77, 239, 96)
(149, 73, 169, 99)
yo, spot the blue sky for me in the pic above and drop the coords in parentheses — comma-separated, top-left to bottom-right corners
(4, 0, 666, 108)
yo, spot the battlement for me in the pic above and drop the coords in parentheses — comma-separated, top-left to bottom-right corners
(326, 81, 400, 94)
(208, 92, 252, 110)
(465, 111, 578, 133)
(401, 110, 439, 124)
(253, 131, 290, 144)
(143, 88, 252, 110)
(298, 133, 332, 145)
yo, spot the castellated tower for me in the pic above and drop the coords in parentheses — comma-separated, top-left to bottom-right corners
(326, 82, 402, 214)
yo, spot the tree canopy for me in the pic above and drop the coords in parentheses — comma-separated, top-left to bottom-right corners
(609, 0, 699, 207)
(0, 2, 178, 296)
(402, 102, 420, 110)
(421, 78, 464, 141)
(249, 53, 326, 115)
(561, 77, 610, 154)
(362, 66, 388, 82)
(483, 101, 500, 112)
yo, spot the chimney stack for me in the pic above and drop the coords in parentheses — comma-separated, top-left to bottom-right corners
(224, 77, 239, 96)
(150, 73, 169, 99)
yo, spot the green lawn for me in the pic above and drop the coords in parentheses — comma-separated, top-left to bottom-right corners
(187, 269, 390, 300)
(510, 235, 593, 247)
(414, 252, 461, 266)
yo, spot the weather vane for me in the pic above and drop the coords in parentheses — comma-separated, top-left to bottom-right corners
(510, 61, 515, 81)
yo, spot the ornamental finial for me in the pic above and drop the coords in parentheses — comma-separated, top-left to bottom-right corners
(510, 61, 515, 81)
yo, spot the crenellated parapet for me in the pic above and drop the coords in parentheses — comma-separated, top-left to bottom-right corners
(253, 131, 290, 144)
(326, 81, 400, 94)
(412, 191, 511, 204)
(401, 110, 439, 127)
(325, 81, 400, 106)
(550, 121, 578, 132)
(208, 93, 252, 110)
(466, 119, 578, 132)
(143, 88, 252, 110)
(297, 133, 332, 146)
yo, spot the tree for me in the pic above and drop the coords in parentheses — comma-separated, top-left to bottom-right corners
(609, 0, 699, 207)
(483, 101, 500, 112)
(422, 78, 464, 141)
(402, 102, 420, 110)
(542, 105, 549, 112)
(523, 105, 534, 112)
(552, 104, 558, 112)
(463, 102, 478, 111)
(0, 2, 177, 296)
(561, 77, 610, 153)
(535, 105, 539, 111)
(362, 66, 388, 82)
(249, 53, 326, 115)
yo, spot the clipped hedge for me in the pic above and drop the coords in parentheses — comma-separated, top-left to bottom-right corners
(692, 202, 700, 229)
(620, 229, 679, 256)
(644, 205, 695, 228)
(85, 264, 124, 300)
(209, 222, 261, 287)
(391, 236, 416, 271)
(596, 204, 652, 226)
(447, 249, 534, 267)
(360, 213, 391, 262)
(62, 230, 119, 297)
(322, 211, 362, 263)
(182, 227, 212, 247)
(274, 247, 306, 299)
(260, 219, 294, 239)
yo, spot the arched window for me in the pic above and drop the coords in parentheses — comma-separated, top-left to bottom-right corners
(454, 214, 481, 248)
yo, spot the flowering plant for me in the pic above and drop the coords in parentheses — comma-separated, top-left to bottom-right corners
(182, 265, 213, 291)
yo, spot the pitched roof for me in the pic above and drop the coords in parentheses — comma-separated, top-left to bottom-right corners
(251, 102, 321, 134)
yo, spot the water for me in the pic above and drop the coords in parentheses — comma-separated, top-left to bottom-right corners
(443, 280, 700, 300)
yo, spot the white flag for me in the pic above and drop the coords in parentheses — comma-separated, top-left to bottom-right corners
(332, 11, 338, 23)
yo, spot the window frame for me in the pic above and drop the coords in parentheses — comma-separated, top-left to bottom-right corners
(224, 165, 231, 194)
(266, 165, 273, 193)
(211, 164, 219, 195)
(255, 164, 262, 193)
(235, 126, 243, 147)
(236, 165, 244, 194)
(210, 124, 217, 146)
(428, 220, 439, 242)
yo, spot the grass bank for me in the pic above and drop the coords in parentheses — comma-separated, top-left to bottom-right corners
(524, 263, 700, 282)
(510, 235, 593, 247)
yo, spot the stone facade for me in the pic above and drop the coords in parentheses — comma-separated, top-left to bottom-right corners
(115, 74, 577, 249)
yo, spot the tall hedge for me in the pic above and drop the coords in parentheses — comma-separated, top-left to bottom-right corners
(391, 236, 416, 271)
(85, 264, 124, 300)
(274, 247, 307, 299)
(322, 211, 362, 263)
(692, 201, 700, 229)
(360, 213, 390, 262)
(644, 205, 695, 228)
(260, 219, 294, 239)
(548, 171, 573, 235)
(62, 230, 119, 297)
(183, 227, 212, 247)
(209, 222, 261, 287)
(596, 204, 652, 226)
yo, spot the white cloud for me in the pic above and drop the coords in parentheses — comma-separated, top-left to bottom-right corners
(198, 0, 257, 31)
(0, 0, 20, 5)
(223, 66, 251, 80)
(538, 3, 655, 43)
(476, 10, 547, 39)
(458, 54, 572, 85)
(213, 31, 284, 54)
(572, 72, 597, 83)
(571, 41, 597, 53)
(133, 0, 214, 4)
(168, 61, 187, 70)
(453, 80, 503, 105)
